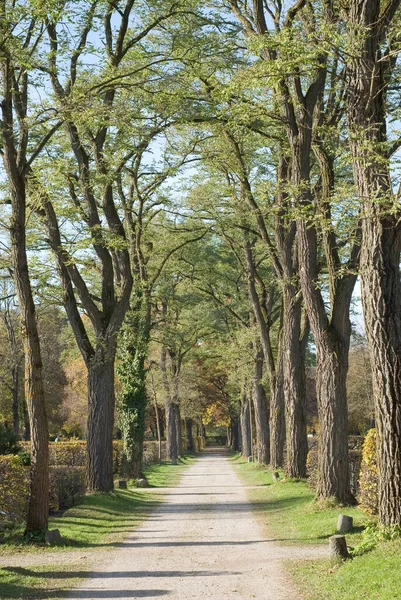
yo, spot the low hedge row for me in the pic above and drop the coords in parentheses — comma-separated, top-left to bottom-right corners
(0, 439, 184, 526)
(0, 457, 86, 526)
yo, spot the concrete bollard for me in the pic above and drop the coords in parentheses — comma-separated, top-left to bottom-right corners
(337, 514, 353, 533)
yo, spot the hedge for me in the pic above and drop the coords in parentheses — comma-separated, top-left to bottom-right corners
(1, 438, 199, 526)
(306, 436, 363, 497)
(0, 455, 30, 525)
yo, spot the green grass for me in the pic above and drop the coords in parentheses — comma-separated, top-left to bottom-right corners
(145, 455, 194, 488)
(232, 454, 367, 545)
(289, 539, 401, 600)
(0, 458, 194, 599)
(233, 454, 401, 600)
(0, 563, 90, 599)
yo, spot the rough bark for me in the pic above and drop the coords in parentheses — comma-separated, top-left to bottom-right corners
(175, 404, 183, 457)
(346, 0, 401, 525)
(240, 394, 252, 458)
(270, 351, 285, 468)
(252, 348, 270, 464)
(87, 346, 116, 492)
(282, 289, 308, 478)
(186, 418, 194, 453)
(314, 331, 353, 502)
(167, 402, 178, 465)
(298, 217, 356, 504)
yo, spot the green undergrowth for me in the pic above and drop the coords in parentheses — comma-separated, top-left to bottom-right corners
(144, 455, 195, 488)
(231, 454, 367, 545)
(289, 538, 401, 600)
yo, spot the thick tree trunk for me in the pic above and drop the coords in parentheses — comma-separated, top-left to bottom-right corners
(314, 332, 354, 503)
(240, 395, 252, 458)
(282, 290, 308, 478)
(12, 365, 20, 438)
(87, 348, 116, 492)
(346, 0, 401, 526)
(186, 418, 194, 453)
(360, 226, 401, 525)
(167, 402, 178, 465)
(252, 348, 270, 464)
(270, 354, 285, 468)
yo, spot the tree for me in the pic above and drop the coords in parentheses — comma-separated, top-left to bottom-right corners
(345, 0, 401, 525)
(0, 2, 51, 532)
(227, 0, 359, 502)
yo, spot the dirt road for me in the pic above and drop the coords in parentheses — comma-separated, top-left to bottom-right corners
(65, 448, 326, 599)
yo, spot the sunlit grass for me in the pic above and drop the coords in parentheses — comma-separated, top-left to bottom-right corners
(0, 562, 88, 599)
(289, 539, 401, 600)
(232, 453, 367, 545)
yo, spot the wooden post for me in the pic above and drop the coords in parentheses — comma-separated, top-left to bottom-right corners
(329, 535, 349, 561)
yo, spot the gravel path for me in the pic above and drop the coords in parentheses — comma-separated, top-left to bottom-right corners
(63, 448, 327, 600)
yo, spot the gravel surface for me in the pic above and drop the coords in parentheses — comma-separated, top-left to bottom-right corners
(62, 448, 327, 599)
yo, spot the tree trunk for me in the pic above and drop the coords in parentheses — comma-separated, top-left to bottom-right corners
(360, 223, 401, 524)
(252, 348, 270, 464)
(159, 414, 165, 439)
(87, 347, 116, 492)
(2, 56, 49, 533)
(175, 404, 183, 457)
(22, 399, 30, 441)
(167, 402, 178, 465)
(314, 332, 354, 503)
(346, 0, 401, 526)
(12, 365, 20, 439)
(282, 290, 308, 478)
(227, 426, 232, 448)
(186, 418, 194, 453)
(240, 395, 252, 458)
(231, 416, 239, 451)
(270, 353, 285, 468)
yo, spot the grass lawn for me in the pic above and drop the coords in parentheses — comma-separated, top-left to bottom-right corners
(233, 454, 401, 600)
(0, 457, 194, 599)
(289, 539, 401, 600)
(0, 563, 90, 600)
(232, 454, 367, 545)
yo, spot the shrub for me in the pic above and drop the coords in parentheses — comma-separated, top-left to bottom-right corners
(0, 424, 21, 455)
(358, 428, 378, 516)
(142, 441, 160, 468)
(49, 466, 86, 510)
(0, 455, 29, 525)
